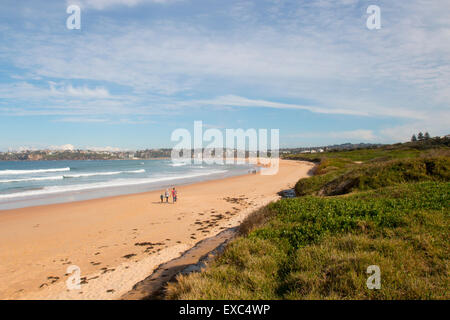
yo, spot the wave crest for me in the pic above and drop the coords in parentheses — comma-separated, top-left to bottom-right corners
(0, 167, 70, 176)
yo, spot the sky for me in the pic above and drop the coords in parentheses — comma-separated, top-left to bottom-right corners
(0, 0, 449, 150)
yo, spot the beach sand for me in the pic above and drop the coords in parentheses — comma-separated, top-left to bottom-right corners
(0, 160, 314, 300)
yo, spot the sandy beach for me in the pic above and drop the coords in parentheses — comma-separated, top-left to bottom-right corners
(0, 159, 314, 300)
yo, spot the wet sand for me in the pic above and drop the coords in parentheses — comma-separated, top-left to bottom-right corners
(0, 160, 314, 300)
(121, 227, 238, 300)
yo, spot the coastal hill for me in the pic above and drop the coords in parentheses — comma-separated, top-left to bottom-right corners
(165, 136, 449, 299)
(0, 149, 173, 161)
(0, 143, 384, 161)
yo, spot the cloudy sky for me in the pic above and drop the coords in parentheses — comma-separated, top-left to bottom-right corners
(0, 0, 449, 150)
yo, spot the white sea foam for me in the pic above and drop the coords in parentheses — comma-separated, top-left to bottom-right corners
(0, 169, 145, 183)
(63, 169, 145, 178)
(0, 170, 227, 200)
(170, 162, 189, 167)
(0, 167, 70, 175)
(0, 176, 64, 183)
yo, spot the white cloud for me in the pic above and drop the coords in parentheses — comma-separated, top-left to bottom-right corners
(1, 0, 449, 141)
(6, 2, 448, 116)
(287, 130, 377, 142)
(69, 0, 175, 10)
(49, 83, 111, 99)
(55, 117, 109, 123)
(379, 111, 450, 142)
(4, 144, 125, 152)
(85, 146, 123, 151)
(333, 130, 377, 141)
(0, 82, 113, 100)
(191, 95, 426, 119)
(9, 146, 38, 152)
(48, 144, 75, 151)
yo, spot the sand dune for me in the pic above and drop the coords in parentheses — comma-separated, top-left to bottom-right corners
(0, 160, 314, 300)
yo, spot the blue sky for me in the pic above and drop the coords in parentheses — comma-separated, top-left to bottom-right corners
(0, 0, 449, 150)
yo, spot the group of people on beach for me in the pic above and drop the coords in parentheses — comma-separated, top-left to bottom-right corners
(160, 187, 177, 204)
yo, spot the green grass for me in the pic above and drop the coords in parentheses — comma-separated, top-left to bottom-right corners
(167, 182, 449, 299)
(288, 146, 422, 163)
(166, 140, 450, 300)
(292, 141, 450, 197)
(284, 137, 450, 164)
(295, 156, 449, 196)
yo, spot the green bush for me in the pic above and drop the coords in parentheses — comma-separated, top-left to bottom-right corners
(167, 140, 450, 300)
(167, 181, 449, 299)
(321, 157, 449, 195)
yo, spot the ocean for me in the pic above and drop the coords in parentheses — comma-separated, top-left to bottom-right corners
(0, 160, 255, 210)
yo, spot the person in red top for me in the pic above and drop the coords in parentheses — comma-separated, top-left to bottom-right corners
(172, 187, 177, 203)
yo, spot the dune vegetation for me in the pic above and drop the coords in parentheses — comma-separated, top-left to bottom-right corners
(166, 138, 449, 300)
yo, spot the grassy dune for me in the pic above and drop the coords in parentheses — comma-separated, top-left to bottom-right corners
(166, 139, 449, 300)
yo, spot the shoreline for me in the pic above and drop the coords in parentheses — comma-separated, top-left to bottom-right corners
(0, 165, 253, 211)
(0, 159, 314, 300)
(121, 227, 239, 300)
(0, 158, 172, 162)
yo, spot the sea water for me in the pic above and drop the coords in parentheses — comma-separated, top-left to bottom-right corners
(0, 160, 255, 210)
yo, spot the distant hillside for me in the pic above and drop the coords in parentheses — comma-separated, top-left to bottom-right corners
(283, 136, 450, 162)
(0, 149, 172, 161)
(280, 142, 383, 156)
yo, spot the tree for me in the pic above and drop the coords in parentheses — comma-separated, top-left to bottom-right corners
(418, 132, 424, 140)
(411, 134, 417, 142)
(424, 132, 431, 140)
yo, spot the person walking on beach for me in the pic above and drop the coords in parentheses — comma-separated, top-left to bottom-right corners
(160, 194, 164, 203)
(172, 187, 177, 203)
(165, 189, 170, 203)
